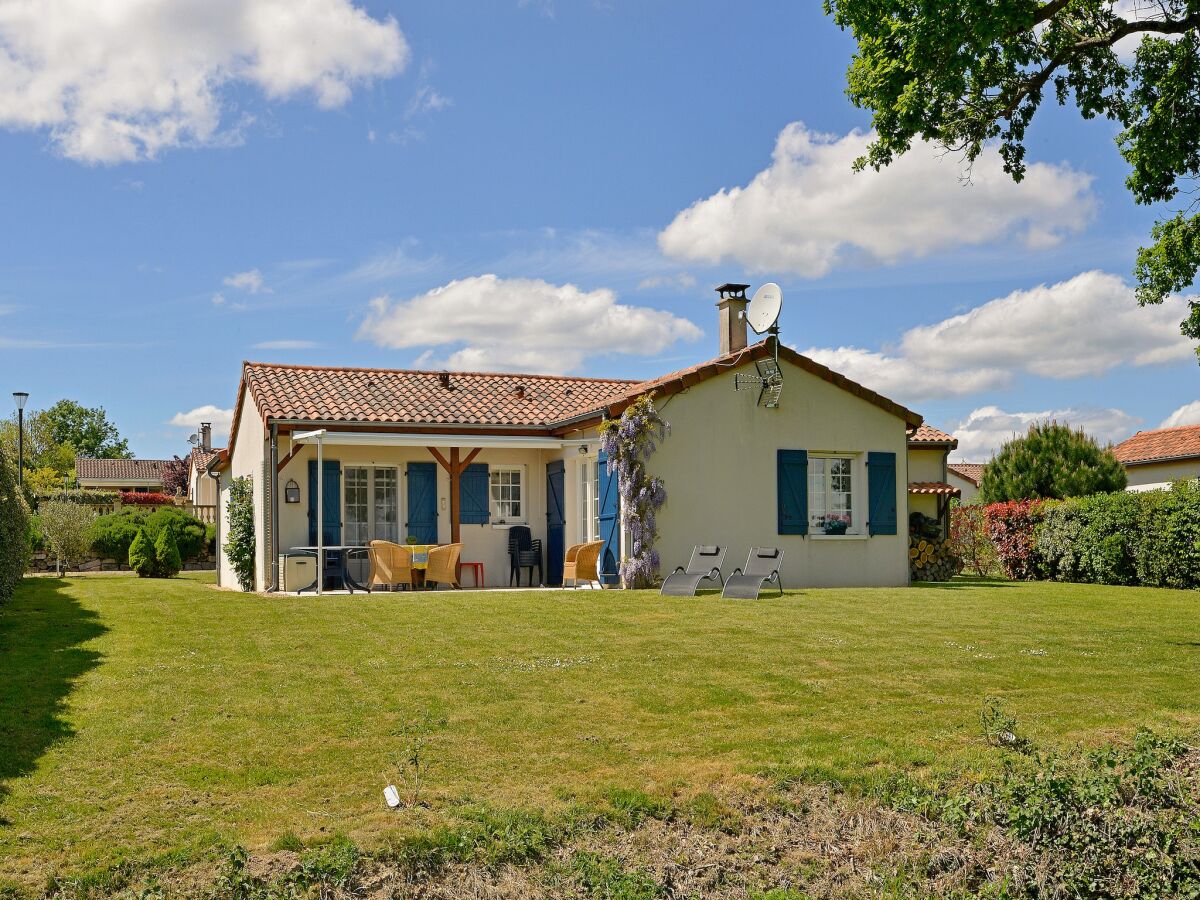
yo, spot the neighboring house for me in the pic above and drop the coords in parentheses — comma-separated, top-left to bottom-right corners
(1112, 424, 1200, 491)
(906, 425, 961, 534)
(947, 463, 984, 503)
(212, 285, 939, 592)
(75, 457, 169, 494)
(187, 423, 222, 507)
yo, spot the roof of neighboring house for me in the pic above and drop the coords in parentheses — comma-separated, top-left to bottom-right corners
(189, 447, 223, 473)
(1112, 424, 1200, 465)
(907, 424, 958, 447)
(907, 481, 961, 496)
(75, 457, 169, 483)
(222, 339, 925, 460)
(947, 462, 985, 486)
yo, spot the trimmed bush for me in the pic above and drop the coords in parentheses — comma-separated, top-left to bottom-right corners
(128, 528, 156, 577)
(1135, 479, 1200, 589)
(31, 488, 119, 508)
(154, 526, 182, 578)
(983, 499, 1047, 581)
(90, 506, 207, 563)
(118, 491, 177, 506)
(0, 447, 31, 604)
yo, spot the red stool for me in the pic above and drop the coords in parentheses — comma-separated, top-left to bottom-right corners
(457, 561, 484, 588)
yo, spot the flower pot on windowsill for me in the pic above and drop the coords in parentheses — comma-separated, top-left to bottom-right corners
(823, 521, 849, 536)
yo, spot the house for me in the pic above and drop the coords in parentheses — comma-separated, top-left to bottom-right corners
(906, 425, 961, 533)
(1112, 424, 1200, 491)
(947, 463, 984, 503)
(75, 457, 169, 494)
(210, 284, 941, 592)
(186, 423, 222, 508)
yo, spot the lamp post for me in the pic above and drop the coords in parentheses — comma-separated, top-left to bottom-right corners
(12, 392, 28, 487)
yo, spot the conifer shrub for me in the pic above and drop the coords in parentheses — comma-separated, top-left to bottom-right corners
(979, 421, 1127, 503)
(154, 526, 182, 578)
(128, 528, 157, 577)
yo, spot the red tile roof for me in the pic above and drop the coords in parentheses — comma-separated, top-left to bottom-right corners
(907, 425, 958, 446)
(947, 463, 985, 486)
(1112, 424, 1200, 465)
(75, 458, 169, 483)
(189, 447, 223, 473)
(908, 481, 961, 496)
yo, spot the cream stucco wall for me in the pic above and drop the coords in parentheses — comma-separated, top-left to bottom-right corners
(907, 446, 947, 521)
(641, 357, 912, 588)
(1124, 458, 1200, 489)
(947, 470, 980, 503)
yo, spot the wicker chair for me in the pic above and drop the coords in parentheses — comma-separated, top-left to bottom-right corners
(426, 543, 463, 589)
(366, 541, 413, 591)
(562, 540, 604, 588)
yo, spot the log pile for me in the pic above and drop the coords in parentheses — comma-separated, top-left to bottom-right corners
(909, 536, 961, 582)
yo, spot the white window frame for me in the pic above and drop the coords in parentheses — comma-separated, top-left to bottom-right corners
(489, 465, 527, 526)
(807, 453, 865, 538)
(579, 457, 601, 542)
(342, 465, 401, 544)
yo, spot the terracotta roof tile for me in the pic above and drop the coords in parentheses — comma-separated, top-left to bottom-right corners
(907, 424, 958, 446)
(1112, 424, 1200, 465)
(189, 447, 223, 472)
(947, 463, 985, 486)
(75, 458, 169, 482)
(243, 362, 637, 428)
(908, 481, 961, 496)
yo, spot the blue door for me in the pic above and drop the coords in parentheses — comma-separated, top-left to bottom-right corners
(546, 460, 565, 585)
(597, 450, 620, 586)
(307, 460, 342, 544)
(406, 462, 438, 544)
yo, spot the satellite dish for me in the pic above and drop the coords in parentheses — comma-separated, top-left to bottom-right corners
(747, 282, 782, 334)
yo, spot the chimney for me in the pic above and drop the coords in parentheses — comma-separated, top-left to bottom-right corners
(200, 422, 212, 451)
(439, 372, 451, 389)
(715, 283, 750, 356)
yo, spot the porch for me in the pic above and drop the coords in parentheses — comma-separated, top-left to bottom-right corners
(268, 429, 619, 592)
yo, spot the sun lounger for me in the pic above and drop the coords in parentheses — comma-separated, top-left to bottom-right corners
(660, 545, 726, 596)
(722, 547, 785, 599)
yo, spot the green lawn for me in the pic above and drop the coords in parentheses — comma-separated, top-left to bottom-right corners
(0, 573, 1197, 887)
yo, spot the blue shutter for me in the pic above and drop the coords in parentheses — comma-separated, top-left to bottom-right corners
(307, 459, 342, 544)
(867, 451, 898, 536)
(777, 449, 809, 535)
(405, 462, 439, 544)
(597, 449, 620, 586)
(459, 463, 490, 525)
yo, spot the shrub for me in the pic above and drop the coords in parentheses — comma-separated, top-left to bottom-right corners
(0, 447, 31, 604)
(979, 421, 1127, 503)
(39, 500, 95, 575)
(948, 503, 999, 577)
(161, 455, 189, 497)
(225, 475, 256, 591)
(1135, 479, 1200, 589)
(153, 526, 182, 578)
(128, 528, 156, 577)
(983, 500, 1047, 580)
(90, 506, 207, 562)
(31, 488, 119, 508)
(118, 491, 176, 506)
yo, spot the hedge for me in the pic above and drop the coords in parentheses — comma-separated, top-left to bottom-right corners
(31, 488, 119, 508)
(117, 491, 177, 506)
(0, 447, 30, 605)
(984, 481, 1200, 589)
(89, 506, 209, 563)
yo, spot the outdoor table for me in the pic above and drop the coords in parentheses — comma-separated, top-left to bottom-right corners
(289, 545, 369, 593)
(406, 543, 435, 588)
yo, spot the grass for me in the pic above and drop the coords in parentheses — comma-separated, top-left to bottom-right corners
(0, 572, 1198, 888)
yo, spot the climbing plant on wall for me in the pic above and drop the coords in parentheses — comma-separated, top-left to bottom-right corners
(598, 393, 669, 589)
(224, 475, 256, 592)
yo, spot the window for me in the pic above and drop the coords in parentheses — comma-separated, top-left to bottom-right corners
(344, 466, 399, 544)
(808, 456, 858, 535)
(579, 458, 600, 541)
(489, 466, 524, 523)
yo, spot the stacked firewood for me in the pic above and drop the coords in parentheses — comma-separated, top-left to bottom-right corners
(909, 536, 961, 582)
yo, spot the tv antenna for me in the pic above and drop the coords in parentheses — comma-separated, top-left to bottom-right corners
(735, 282, 784, 408)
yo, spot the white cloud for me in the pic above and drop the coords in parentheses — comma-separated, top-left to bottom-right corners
(356, 274, 703, 373)
(223, 268, 269, 293)
(168, 405, 235, 445)
(637, 272, 697, 292)
(407, 84, 452, 118)
(253, 339, 319, 350)
(659, 122, 1096, 276)
(802, 271, 1196, 405)
(0, 0, 408, 163)
(347, 243, 441, 281)
(1162, 401, 1200, 428)
(950, 405, 1140, 461)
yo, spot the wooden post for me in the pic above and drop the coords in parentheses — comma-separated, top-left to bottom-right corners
(427, 446, 484, 545)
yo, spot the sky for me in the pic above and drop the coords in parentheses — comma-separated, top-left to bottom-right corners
(0, 0, 1197, 462)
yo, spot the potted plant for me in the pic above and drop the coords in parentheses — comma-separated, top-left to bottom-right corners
(823, 515, 850, 536)
(406, 535, 419, 545)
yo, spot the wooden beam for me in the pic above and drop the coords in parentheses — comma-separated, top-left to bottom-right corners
(276, 444, 303, 474)
(461, 446, 482, 468)
(427, 447, 451, 472)
(448, 447, 461, 544)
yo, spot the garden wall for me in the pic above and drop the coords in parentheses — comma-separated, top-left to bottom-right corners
(26, 550, 217, 574)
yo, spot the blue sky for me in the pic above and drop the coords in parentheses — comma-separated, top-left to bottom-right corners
(0, 0, 1196, 461)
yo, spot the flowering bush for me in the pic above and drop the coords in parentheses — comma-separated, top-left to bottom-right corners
(948, 503, 999, 577)
(598, 394, 669, 589)
(225, 476, 256, 591)
(118, 491, 176, 506)
(983, 499, 1047, 580)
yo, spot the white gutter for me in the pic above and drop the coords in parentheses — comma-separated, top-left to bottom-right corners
(289, 431, 588, 451)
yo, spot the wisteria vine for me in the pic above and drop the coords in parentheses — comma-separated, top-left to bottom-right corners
(598, 393, 669, 589)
